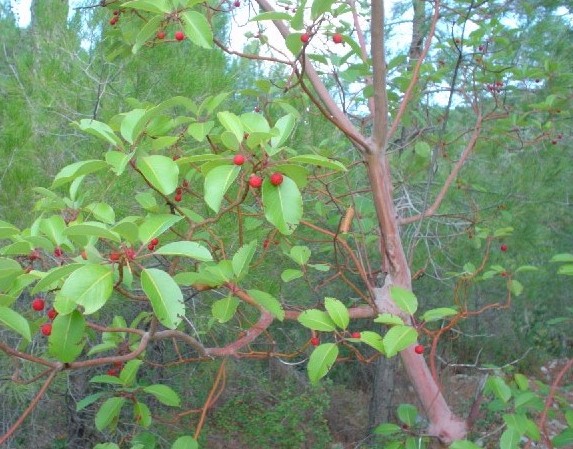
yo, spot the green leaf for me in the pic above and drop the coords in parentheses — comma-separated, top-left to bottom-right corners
(450, 441, 483, 449)
(143, 384, 181, 407)
(154, 241, 213, 262)
(500, 428, 521, 449)
(137, 155, 180, 195)
(553, 428, 573, 448)
(247, 289, 285, 321)
(120, 360, 143, 387)
(486, 376, 512, 402)
(217, 111, 244, 143)
(383, 325, 418, 357)
(0, 307, 31, 341)
(60, 264, 114, 315)
(52, 160, 108, 188)
(307, 343, 338, 384)
(134, 401, 152, 428)
(421, 307, 458, 322)
(181, 11, 213, 49)
(85, 202, 116, 224)
(63, 222, 121, 243)
(290, 0, 306, 30)
(232, 240, 256, 279)
(120, 109, 147, 144)
(95, 397, 126, 431)
(73, 119, 123, 148)
(390, 286, 418, 315)
(89, 375, 125, 386)
(262, 176, 303, 235)
(0, 258, 23, 281)
(324, 297, 349, 330)
(212, 296, 240, 323)
(39, 215, 67, 245)
(289, 245, 311, 265)
(94, 444, 120, 449)
(373, 422, 402, 435)
(106, 150, 133, 176)
(141, 268, 185, 329)
(204, 165, 241, 213)
(359, 331, 385, 354)
(373, 313, 404, 325)
(171, 436, 199, 449)
(187, 121, 214, 142)
(75, 392, 106, 411)
(509, 279, 523, 296)
(133, 15, 163, 54)
(298, 309, 336, 331)
(0, 220, 19, 238)
(138, 214, 183, 244)
(557, 265, 573, 275)
(311, 0, 336, 19)
(49, 311, 86, 362)
(251, 11, 292, 21)
(122, 0, 171, 13)
(281, 269, 303, 282)
(270, 114, 295, 148)
(32, 264, 83, 294)
(550, 253, 573, 262)
(397, 404, 418, 426)
(288, 154, 347, 171)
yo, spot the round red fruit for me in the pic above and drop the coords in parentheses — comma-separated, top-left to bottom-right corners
(174, 193, 182, 202)
(54, 247, 63, 258)
(269, 172, 284, 186)
(47, 309, 58, 320)
(351, 332, 361, 339)
(125, 248, 136, 260)
(40, 323, 52, 336)
(151, 238, 159, 246)
(156, 30, 166, 39)
(233, 154, 246, 165)
(148, 243, 155, 251)
(500, 244, 508, 252)
(414, 344, 424, 354)
(112, 361, 124, 368)
(174, 31, 185, 41)
(233, 0, 240, 6)
(109, 252, 121, 262)
(300, 33, 310, 43)
(310, 337, 320, 346)
(107, 368, 119, 377)
(32, 298, 45, 311)
(249, 175, 263, 188)
(109, 16, 118, 25)
(332, 33, 343, 44)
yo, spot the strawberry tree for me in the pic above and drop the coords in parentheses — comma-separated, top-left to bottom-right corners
(1, 0, 571, 448)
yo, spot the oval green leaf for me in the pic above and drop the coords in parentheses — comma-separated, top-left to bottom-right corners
(143, 384, 181, 407)
(298, 309, 336, 331)
(141, 268, 185, 330)
(172, 436, 199, 449)
(247, 289, 285, 321)
(52, 160, 108, 188)
(307, 342, 338, 384)
(60, 264, 114, 315)
(49, 310, 86, 362)
(181, 11, 213, 49)
(95, 397, 126, 431)
(137, 155, 179, 195)
(383, 325, 418, 357)
(212, 296, 240, 323)
(138, 214, 183, 244)
(262, 175, 302, 235)
(324, 297, 349, 330)
(389, 286, 418, 315)
(0, 307, 31, 341)
(204, 164, 241, 213)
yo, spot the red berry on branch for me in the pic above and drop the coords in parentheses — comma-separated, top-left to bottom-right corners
(151, 238, 159, 246)
(47, 309, 58, 320)
(109, 252, 121, 262)
(174, 31, 185, 41)
(148, 243, 155, 251)
(500, 244, 508, 252)
(351, 332, 361, 339)
(310, 337, 320, 346)
(249, 175, 263, 188)
(332, 33, 343, 44)
(40, 323, 52, 336)
(414, 344, 424, 354)
(54, 247, 63, 258)
(32, 298, 45, 311)
(300, 33, 310, 43)
(156, 30, 166, 39)
(109, 16, 118, 25)
(107, 368, 119, 377)
(269, 172, 283, 186)
(233, 154, 246, 165)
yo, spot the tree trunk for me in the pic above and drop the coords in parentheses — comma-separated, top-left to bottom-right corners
(368, 353, 399, 430)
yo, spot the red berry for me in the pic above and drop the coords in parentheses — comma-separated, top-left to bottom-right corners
(147, 243, 156, 251)
(54, 247, 63, 258)
(156, 30, 166, 39)
(310, 337, 320, 346)
(80, 250, 88, 260)
(47, 309, 58, 320)
(300, 33, 310, 43)
(112, 361, 124, 368)
(172, 155, 180, 161)
(40, 323, 52, 336)
(233, 0, 240, 6)
(233, 154, 246, 165)
(501, 271, 508, 277)
(176, 187, 183, 195)
(351, 332, 361, 339)
(332, 33, 343, 44)
(263, 239, 270, 249)
(109, 252, 121, 262)
(29, 249, 41, 261)
(125, 248, 136, 260)
(174, 31, 185, 41)
(151, 238, 159, 246)
(414, 344, 424, 354)
(249, 175, 263, 188)
(107, 368, 119, 377)
(109, 16, 118, 26)
(269, 172, 284, 186)
(174, 193, 182, 202)
(32, 298, 45, 311)
(500, 244, 508, 252)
